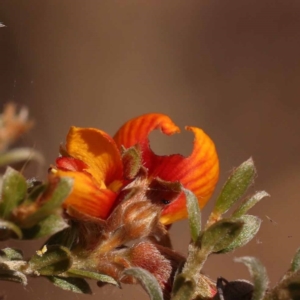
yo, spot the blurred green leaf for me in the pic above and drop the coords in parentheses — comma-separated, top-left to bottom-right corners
(20, 177, 73, 227)
(0, 247, 23, 260)
(232, 191, 269, 218)
(25, 183, 46, 204)
(211, 158, 256, 218)
(184, 188, 201, 243)
(218, 215, 261, 253)
(172, 274, 196, 300)
(29, 245, 72, 275)
(0, 263, 27, 285)
(22, 214, 68, 239)
(0, 219, 22, 240)
(235, 256, 269, 300)
(47, 276, 92, 294)
(0, 148, 44, 168)
(44, 226, 77, 249)
(200, 219, 244, 253)
(123, 267, 163, 300)
(68, 269, 119, 286)
(291, 248, 300, 273)
(0, 167, 27, 218)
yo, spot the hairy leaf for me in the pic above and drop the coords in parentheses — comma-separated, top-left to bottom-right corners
(123, 267, 163, 300)
(0, 167, 27, 218)
(218, 215, 261, 253)
(47, 276, 92, 294)
(184, 188, 201, 243)
(235, 256, 268, 300)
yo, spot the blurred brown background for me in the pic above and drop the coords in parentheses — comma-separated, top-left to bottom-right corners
(1, 1, 300, 299)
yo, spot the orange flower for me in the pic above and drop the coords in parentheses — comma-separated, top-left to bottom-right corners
(51, 113, 219, 224)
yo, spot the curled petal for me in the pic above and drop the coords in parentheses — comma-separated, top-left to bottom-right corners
(65, 127, 123, 187)
(159, 127, 219, 224)
(114, 113, 219, 224)
(113, 113, 180, 150)
(52, 169, 118, 219)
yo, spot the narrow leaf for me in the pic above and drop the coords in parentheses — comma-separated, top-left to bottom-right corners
(235, 256, 269, 300)
(0, 219, 22, 240)
(232, 191, 269, 218)
(21, 177, 73, 227)
(212, 158, 256, 218)
(123, 267, 163, 300)
(0, 248, 23, 260)
(0, 167, 27, 218)
(172, 274, 195, 300)
(200, 219, 244, 253)
(68, 268, 119, 286)
(47, 276, 92, 294)
(0, 148, 44, 168)
(218, 215, 261, 253)
(290, 248, 300, 272)
(0, 267, 27, 285)
(29, 245, 72, 275)
(183, 188, 201, 243)
(22, 214, 69, 239)
(44, 226, 77, 249)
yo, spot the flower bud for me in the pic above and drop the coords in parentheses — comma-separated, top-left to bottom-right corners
(129, 241, 172, 289)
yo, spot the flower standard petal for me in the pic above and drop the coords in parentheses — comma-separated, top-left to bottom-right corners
(113, 113, 180, 151)
(158, 127, 219, 224)
(114, 114, 219, 225)
(66, 127, 123, 187)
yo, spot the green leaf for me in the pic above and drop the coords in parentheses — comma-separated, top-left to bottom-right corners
(183, 188, 201, 243)
(0, 247, 23, 260)
(200, 219, 244, 253)
(123, 267, 163, 300)
(25, 182, 46, 204)
(22, 214, 69, 239)
(212, 158, 256, 217)
(235, 256, 269, 300)
(44, 226, 77, 249)
(67, 268, 119, 286)
(47, 276, 92, 294)
(291, 248, 300, 272)
(21, 177, 73, 227)
(0, 167, 27, 218)
(0, 148, 44, 168)
(172, 274, 196, 300)
(232, 191, 269, 218)
(0, 263, 27, 285)
(0, 219, 22, 240)
(218, 215, 261, 253)
(29, 245, 72, 275)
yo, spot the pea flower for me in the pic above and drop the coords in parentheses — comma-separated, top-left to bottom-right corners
(51, 113, 219, 225)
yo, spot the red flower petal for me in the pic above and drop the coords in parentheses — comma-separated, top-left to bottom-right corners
(113, 113, 180, 151)
(56, 157, 88, 172)
(114, 114, 219, 224)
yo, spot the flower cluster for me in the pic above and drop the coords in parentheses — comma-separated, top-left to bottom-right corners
(2, 107, 294, 300)
(46, 113, 219, 296)
(50, 113, 219, 225)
